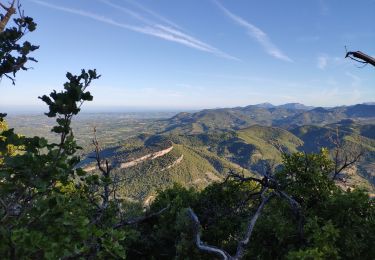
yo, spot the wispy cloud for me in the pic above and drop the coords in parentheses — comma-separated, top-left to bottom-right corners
(123, 0, 183, 30)
(99, 0, 151, 25)
(32, 0, 238, 60)
(316, 54, 347, 70)
(213, 0, 292, 62)
(100, 0, 239, 60)
(317, 55, 328, 69)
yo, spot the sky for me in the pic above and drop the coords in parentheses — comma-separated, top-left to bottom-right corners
(1, 0, 375, 112)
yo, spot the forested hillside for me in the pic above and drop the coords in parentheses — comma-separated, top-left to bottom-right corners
(76, 119, 375, 202)
(8, 101, 375, 200)
(1, 1, 375, 259)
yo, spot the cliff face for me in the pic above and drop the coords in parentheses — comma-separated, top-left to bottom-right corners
(120, 146, 173, 169)
(161, 154, 184, 171)
(84, 145, 174, 172)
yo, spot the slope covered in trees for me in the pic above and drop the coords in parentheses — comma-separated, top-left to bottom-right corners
(1, 2, 375, 259)
(164, 103, 375, 133)
(78, 122, 375, 201)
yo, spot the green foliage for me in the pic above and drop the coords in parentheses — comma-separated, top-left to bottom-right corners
(0, 16, 152, 255)
(0, 6, 38, 84)
(120, 184, 197, 258)
(0, 70, 110, 258)
(0, 116, 19, 164)
(166, 104, 375, 135)
(1, 3, 374, 259)
(237, 125, 303, 168)
(128, 151, 375, 259)
(277, 149, 336, 209)
(0, 116, 8, 131)
(78, 119, 374, 202)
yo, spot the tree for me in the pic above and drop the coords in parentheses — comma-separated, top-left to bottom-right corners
(0, 0, 38, 84)
(130, 150, 374, 259)
(0, 69, 105, 258)
(0, 1, 167, 258)
(173, 48, 375, 260)
(1, 1, 373, 258)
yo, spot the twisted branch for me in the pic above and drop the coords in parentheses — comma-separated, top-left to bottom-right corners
(188, 188, 274, 260)
(345, 51, 375, 67)
(0, 0, 16, 32)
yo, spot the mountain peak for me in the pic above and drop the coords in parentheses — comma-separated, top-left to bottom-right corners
(254, 102, 275, 108)
(278, 103, 314, 110)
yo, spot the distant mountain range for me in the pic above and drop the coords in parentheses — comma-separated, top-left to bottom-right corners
(76, 103, 375, 202)
(254, 102, 314, 110)
(254, 102, 374, 110)
(163, 103, 375, 133)
(7, 102, 375, 202)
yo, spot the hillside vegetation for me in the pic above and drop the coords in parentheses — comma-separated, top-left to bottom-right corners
(1, 2, 375, 258)
(78, 117, 375, 201)
(163, 103, 375, 133)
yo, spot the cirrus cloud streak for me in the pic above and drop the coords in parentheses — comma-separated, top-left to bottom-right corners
(213, 0, 292, 62)
(32, 0, 239, 61)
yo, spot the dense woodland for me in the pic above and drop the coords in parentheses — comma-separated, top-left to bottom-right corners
(1, 2, 375, 259)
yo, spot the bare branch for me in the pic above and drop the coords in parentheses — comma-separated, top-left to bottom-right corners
(345, 51, 375, 67)
(92, 127, 111, 209)
(217, 168, 305, 257)
(187, 208, 232, 260)
(0, 3, 8, 11)
(333, 150, 363, 179)
(330, 128, 364, 180)
(227, 170, 279, 190)
(0, 0, 16, 32)
(188, 189, 274, 260)
(234, 189, 273, 259)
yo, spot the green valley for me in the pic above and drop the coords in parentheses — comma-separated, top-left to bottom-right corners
(52, 105, 375, 202)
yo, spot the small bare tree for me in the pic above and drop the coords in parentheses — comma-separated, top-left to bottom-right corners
(329, 127, 364, 181)
(88, 127, 169, 229)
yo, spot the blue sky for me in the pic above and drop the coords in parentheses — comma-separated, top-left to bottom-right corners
(1, 0, 375, 111)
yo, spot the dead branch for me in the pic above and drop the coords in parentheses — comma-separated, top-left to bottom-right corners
(330, 127, 364, 180)
(231, 170, 305, 247)
(188, 189, 274, 260)
(91, 128, 171, 226)
(234, 189, 273, 259)
(188, 169, 304, 259)
(333, 150, 363, 180)
(0, 0, 16, 32)
(345, 51, 375, 67)
(187, 208, 232, 260)
(228, 169, 279, 190)
(92, 127, 111, 209)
